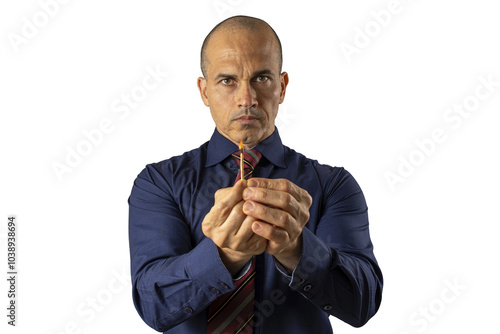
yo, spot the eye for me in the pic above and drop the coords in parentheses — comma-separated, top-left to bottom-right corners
(255, 76, 269, 83)
(221, 78, 234, 85)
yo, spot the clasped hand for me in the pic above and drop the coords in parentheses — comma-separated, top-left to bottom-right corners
(202, 178, 312, 275)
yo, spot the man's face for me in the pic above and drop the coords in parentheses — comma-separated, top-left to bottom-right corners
(198, 27, 288, 148)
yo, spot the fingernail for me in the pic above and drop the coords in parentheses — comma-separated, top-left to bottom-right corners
(253, 222, 261, 231)
(243, 188, 254, 198)
(244, 201, 254, 212)
(247, 179, 257, 187)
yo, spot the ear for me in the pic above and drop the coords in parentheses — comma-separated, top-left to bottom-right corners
(197, 77, 210, 107)
(279, 72, 289, 104)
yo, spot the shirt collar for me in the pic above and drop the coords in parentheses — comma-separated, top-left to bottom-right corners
(205, 128, 287, 168)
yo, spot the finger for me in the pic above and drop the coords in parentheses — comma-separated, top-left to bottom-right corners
(204, 199, 245, 239)
(243, 187, 301, 219)
(243, 201, 298, 237)
(214, 179, 246, 202)
(234, 215, 257, 239)
(247, 178, 312, 207)
(219, 201, 246, 233)
(252, 221, 289, 244)
(234, 215, 266, 251)
(211, 180, 247, 221)
(224, 215, 267, 254)
(245, 231, 267, 254)
(208, 201, 249, 249)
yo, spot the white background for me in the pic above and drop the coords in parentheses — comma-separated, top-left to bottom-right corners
(1, 0, 499, 333)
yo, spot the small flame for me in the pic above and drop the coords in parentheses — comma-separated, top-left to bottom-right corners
(239, 140, 244, 151)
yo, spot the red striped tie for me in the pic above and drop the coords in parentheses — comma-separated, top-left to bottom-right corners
(231, 149, 262, 183)
(207, 258, 256, 334)
(207, 149, 261, 334)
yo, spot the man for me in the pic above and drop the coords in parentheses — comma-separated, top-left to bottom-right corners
(129, 15, 382, 333)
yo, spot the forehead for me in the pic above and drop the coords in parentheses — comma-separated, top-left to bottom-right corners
(205, 28, 279, 75)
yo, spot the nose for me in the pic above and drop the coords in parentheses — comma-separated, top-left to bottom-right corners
(237, 82, 258, 109)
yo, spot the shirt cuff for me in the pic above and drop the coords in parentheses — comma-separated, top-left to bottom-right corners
(186, 238, 236, 297)
(232, 259, 253, 281)
(288, 228, 333, 294)
(273, 257, 293, 280)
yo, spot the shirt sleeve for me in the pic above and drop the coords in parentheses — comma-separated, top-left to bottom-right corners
(128, 164, 235, 332)
(278, 168, 383, 327)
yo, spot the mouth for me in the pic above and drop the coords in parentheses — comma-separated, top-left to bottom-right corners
(235, 115, 259, 124)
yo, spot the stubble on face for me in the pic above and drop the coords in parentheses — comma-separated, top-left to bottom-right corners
(200, 26, 286, 148)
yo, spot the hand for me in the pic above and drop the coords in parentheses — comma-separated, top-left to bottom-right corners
(242, 178, 312, 271)
(202, 180, 267, 275)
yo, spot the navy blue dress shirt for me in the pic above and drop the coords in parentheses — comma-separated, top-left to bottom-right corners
(128, 128, 383, 333)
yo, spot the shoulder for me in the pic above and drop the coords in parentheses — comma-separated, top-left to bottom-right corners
(283, 145, 360, 194)
(136, 142, 208, 185)
(283, 145, 346, 176)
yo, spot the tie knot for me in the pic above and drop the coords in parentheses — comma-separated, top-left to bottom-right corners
(231, 149, 262, 182)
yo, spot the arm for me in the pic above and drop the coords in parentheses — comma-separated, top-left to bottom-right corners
(129, 165, 233, 331)
(241, 171, 383, 327)
(297, 170, 382, 326)
(129, 165, 266, 331)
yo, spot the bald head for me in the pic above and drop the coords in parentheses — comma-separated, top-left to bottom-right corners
(200, 15, 283, 78)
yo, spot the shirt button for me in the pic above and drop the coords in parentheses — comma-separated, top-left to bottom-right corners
(210, 287, 221, 294)
(184, 306, 193, 313)
(299, 278, 305, 284)
(303, 284, 312, 292)
(323, 305, 332, 311)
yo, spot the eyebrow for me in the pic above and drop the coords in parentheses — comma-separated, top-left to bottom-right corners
(253, 69, 275, 78)
(214, 69, 276, 81)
